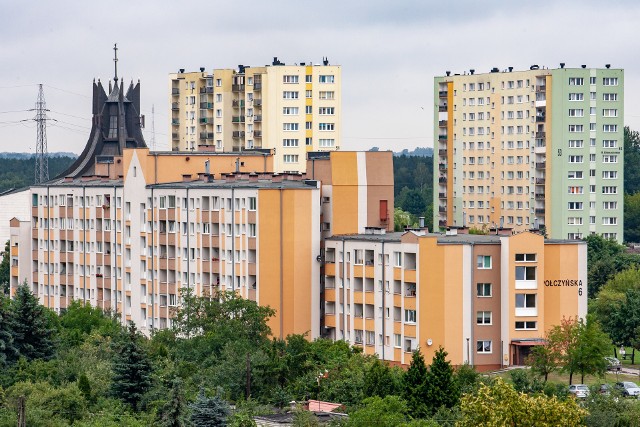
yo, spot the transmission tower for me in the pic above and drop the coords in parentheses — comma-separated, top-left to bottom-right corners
(34, 84, 49, 184)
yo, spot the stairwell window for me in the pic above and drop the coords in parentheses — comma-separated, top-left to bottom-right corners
(477, 255, 492, 269)
(283, 155, 299, 164)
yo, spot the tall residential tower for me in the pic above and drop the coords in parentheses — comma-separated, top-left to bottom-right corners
(434, 65, 624, 242)
(170, 58, 341, 173)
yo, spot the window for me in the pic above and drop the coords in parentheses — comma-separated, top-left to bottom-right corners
(248, 223, 256, 237)
(354, 250, 363, 265)
(282, 91, 299, 99)
(603, 93, 618, 101)
(319, 75, 334, 83)
(568, 155, 583, 163)
(319, 91, 335, 99)
(568, 140, 584, 148)
(515, 321, 537, 330)
(568, 186, 584, 194)
(318, 123, 335, 131)
(603, 155, 618, 163)
(477, 283, 492, 297)
(603, 139, 617, 148)
(568, 171, 583, 179)
(603, 171, 618, 179)
(477, 311, 492, 325)
(515, 253, 536, 262)
(306, 90, 312, 98)
(393, 252, 402, 267)
(283, 154, 299, 163)
(319, 139, 335, 147)
(477, 255, 491, 269)
(568, 202, 583, 210)
(282, 107, 299, 115)
(569, 77, 584, 85)
(590, 77, 596, 85)
(602, 186, 618, 194)
(603, 77, 618, 86)
(318, 107, 335, 115)
(603, 109, 618, 117)
(603, 124, 618, 132)
(305, 75, 312, 83)
(568, 109, 584, 117)
(568, 125, 583, 133)
(404, 309, 416, 323)
(283, 123, 299, 131)
(602, 217, 618, 225)
(306, 137, 313, 146)
(477, 340, 492, 354)
(394, 334, 402, 348)
(283, 75, 299, 83)
(603, 201, 618, 210)
(567, 217, 583, 225)
(305, 105, 312, 114)
(516, 266, 536, 281)
(515, 293, 536, 308)
(282, 139, 299, 147)
(568, 93, 584, 101)
(248, 197, 256, 211)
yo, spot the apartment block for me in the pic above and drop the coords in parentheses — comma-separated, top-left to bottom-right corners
(170, 57, 341, 173)
(322, 228, 587, 369)
(434, 65, 624, 242)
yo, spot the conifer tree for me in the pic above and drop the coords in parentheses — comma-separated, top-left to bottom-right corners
(0, 294, 17, 365)
(425, 346, 460, 415)
(110, 324, 152, 410)
(190, 389, 231, 427)
(158, 378, 189, 427)
(11, 281, 56, 361)
(402, 348, 429, 418)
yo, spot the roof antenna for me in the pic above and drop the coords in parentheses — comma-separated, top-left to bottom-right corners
(113, 43, 119, 82)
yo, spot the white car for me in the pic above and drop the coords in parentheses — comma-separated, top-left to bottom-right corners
(568, 384, 590, 398)
(615, 382, 640, 397)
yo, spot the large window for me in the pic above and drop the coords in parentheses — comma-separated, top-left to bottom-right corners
(515, 293, 536, 308)
(477, 255, 492, 269)
(516, 266, 536, 281)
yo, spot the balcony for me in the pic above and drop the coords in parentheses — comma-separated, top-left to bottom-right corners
(439, 90, 448, 98)
(535, 178, 545, 185)
(232, 116, 245, 123)
(171, 119, 180, 126)
(535, 193, 545, 200)
(438, 177, 447, 183)
(200, 102, 213, 109)
(438, 134, 447, 141)
(232, 84, 245, 92)
(254, 82, 262, 90)
(254, 115, 262, 122)
(199, 117, 212, 124)
(439, 192, 446, 199)
(200, 132, 214, 140)
(438, 163, 447, 171)
(171, 88, 179, 95)
(172, 133, 179, 140)
(438, 120, 448, 127)
(232, 100, 245, 108)
(535, 208, 545, 214)
(536, 85, 546, 93)
(535, 131, 546, 138)
(438, 220, 447, 227)
(438, 106, 448, 112)
(536, 116, 546, 122)
(438, 206, 447, 213)
(254, 130, 262, 138)
(200, 87, 213, 93)
(171, 102, 179, 110)
(438, 149, 447, 156)
(254, 99, 262, 107)
(232, 131, 245, 138)
(536, 162, 546, 169)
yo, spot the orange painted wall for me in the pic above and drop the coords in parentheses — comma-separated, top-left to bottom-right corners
(543, 243, 582, 331)
(330, 152, 359, 235)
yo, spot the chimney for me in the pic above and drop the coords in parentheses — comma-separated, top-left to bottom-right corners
(204, 160, 210, 176)
(182, 174, 192, 182)
(249, 173, 259, 182)
(272, 174, 283, 183)
(445, 227, 458, 236)
(419, 217, 425, 228)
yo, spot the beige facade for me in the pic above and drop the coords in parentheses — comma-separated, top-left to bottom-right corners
(170, 59, 341, 173)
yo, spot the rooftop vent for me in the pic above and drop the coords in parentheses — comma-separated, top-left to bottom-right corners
(581, 64, 587, 68)
(605, 64, 611, 69)
(560, 62, 565, 68)
(179, 68, 185, 73)
(530, 65, 539, 70)
(508, 66, 513, 72)
(491, 67, 499, 73)
(470, 69, 475, 75)
(446, 71, 451, 76)
(200, 67, 205, 72)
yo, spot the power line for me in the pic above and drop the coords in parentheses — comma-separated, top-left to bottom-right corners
(43, 84, 90, 98)
(0, 109, 31, 114)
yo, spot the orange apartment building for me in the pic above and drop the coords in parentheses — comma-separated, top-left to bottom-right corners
(322, 228, 587, 369)
(9, 74, 394, 340)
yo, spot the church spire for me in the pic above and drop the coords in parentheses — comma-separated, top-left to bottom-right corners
(113, 43, 119, 82)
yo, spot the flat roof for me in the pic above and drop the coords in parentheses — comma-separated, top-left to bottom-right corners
(327, 231, 586, 245)
(149, 179, 318, 190)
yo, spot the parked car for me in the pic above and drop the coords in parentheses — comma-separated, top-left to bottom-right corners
(598, 384, 611, 395)
(615, 382, 640, 397)
(568, 384, 590, 398)
(606, 357, 621, 371)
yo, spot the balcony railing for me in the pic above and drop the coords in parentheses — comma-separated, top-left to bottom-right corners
(536, 116, 546, 122)
(439, 192, 446, 199)
(200, 102, 213, 109)
(536, 162, 546, 169)
(171, 119, 180, 126)
(438, 120, 448, 127)
(438, 206, 447, 213)
(535, 208, 546, 214)
(254, 130, 262, 138)
(254, 82, 262, 90)
(438, 134, 448, 140)
(438, 177, 447, 183)
(232, 116, 245, 123)
(536, 85, 546, 92)
(200, 132, 214, 140)
(254, 115, 262, 122)
(535, 193, 545, 200)
(438, 106, 448, 112)
(535, 131, 546, 138)
(200, 87, 213, 93)
(199, 117, 212, 124)
(439, 90, 448, 98)
(254, 99, 262, 106)
(232, 131, 245, 138)
(171, 88, 180, 95)
(172, 133, 179, 140)
(439, 163, 447, 170)
(439, 149, 447, 156)
(171, 102, 179, 110)
(232, 84, 245, 92)
(535, 178, 546, 184)
(232, 100, 245, 108)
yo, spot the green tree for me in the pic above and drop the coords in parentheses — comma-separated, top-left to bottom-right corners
(572, 315, 611, 383)
(110, 325, 153, 411)
(547, 317, 580, 384)
(585, 234, 639, 298)
(394, 207, 416, 231)
(0, 240, 9, 294)
(363, 358, 400, 398)
(403, 349, 429, 418)
(624, 126, 640, 194)
(157, 378, 189, 427)
(527, 341, 558, 383)
(10, 281, 56, 361)
(59, 300, 119, 346)
(625, 192, 640, 243)
(346, 395, 408, 426)
(454, 363, 480, 395)
(424, 347, 459, 415)
(0, 294, 17, 365)
(400, 189, 427, 216)
(458, 377, 586, 427)
(190, 390, 230, 427)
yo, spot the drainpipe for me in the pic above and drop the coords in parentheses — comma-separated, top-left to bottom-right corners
(46, 185, 50, 308)
(342, 237, 347, 341)
(150, 187, 155, 331)
(113, 185, 118, 322)
(381, 241, 386, 361)
(279, 188, 284, 339)
(469, 243, 475, 366)
(83, 186, 86, 304)
(231, 188, 236, 291)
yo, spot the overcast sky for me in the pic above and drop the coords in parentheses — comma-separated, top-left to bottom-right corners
(1, 0, 639, 154)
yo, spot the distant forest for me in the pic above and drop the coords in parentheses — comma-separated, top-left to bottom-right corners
(393, 155, 434, 230)
(0, 155, 76, 193)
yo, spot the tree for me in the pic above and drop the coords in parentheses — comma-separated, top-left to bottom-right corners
(625, 192, 640, 243)
(59, 300, 119, 346)
(0, 294, 17, 365)
(394, 207, 416, 231)
(584, 234, 639, 298)
(571, 315, 610, 383)
(10, 281, 56, 361)
(547, 317, 580, 384)
(157, 378, 189, 427)
(0, 240, 9, 295)
(424, 347, 459, 415)
(624, 126, 640, 195)
(363, 358, 400, 398)
(527, 341, 558, 383)
(400, 189, 426, 216)
(458, 377, 586, 427)
(110, 325, 153, 411)
(346, 395, 408, 426)
(190, 389, 230, 427)
(402, 349, 429, 418)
